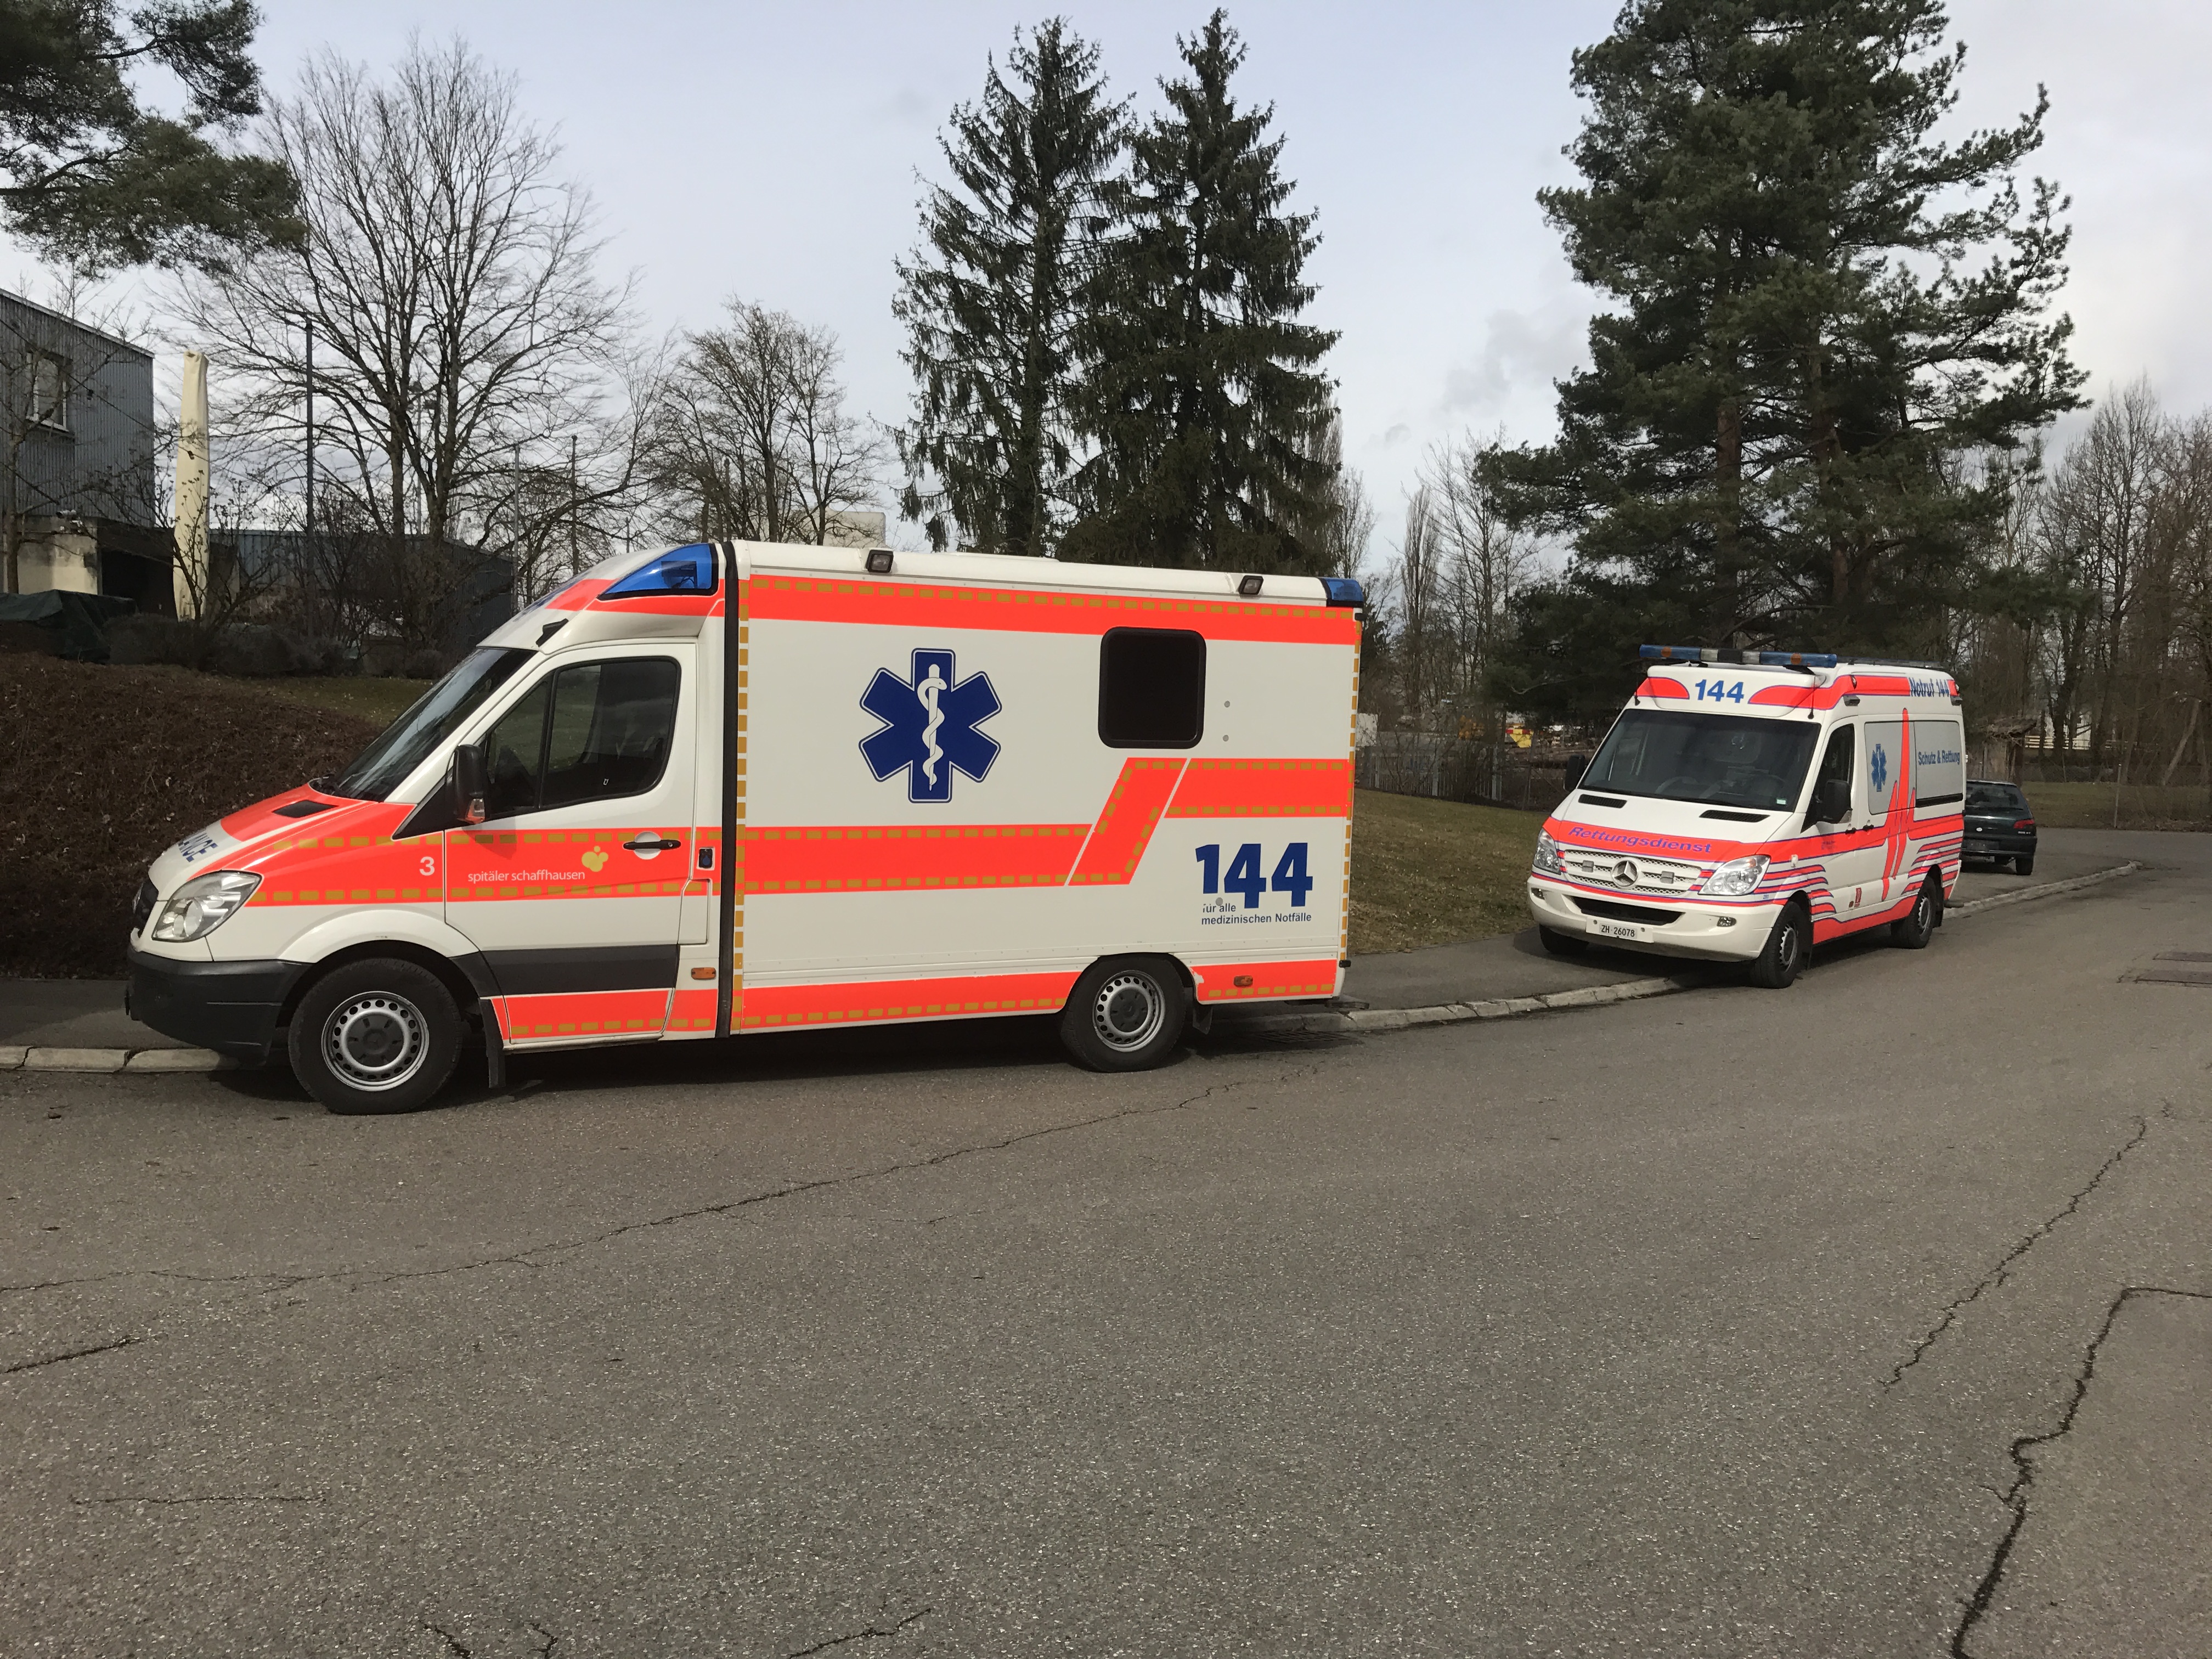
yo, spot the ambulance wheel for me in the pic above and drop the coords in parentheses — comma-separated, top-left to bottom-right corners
(1059, 957, 1188, 1073)
(1748, 902, 1809, 989)
(1538, 926, 1589, 957)
(287, 957, 464, 1114)
(1891, 877, 1942, 950)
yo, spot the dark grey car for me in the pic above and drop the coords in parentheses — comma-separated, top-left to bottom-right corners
(1963, 779, 2037, 874)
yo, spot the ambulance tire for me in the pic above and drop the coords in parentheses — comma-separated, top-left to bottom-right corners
(1891, 876, 1942, 950)
(1059, 956, 1189, 1073)
(1747, 902, 1809, 990)
(1538, 926, 1589, 957)
(287, 957, 465, 1115)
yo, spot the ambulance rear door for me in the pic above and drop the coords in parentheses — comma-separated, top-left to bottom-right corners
(445, 639, 699, 1044)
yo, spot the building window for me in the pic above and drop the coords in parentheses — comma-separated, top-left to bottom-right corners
(30, 352, 69, 432)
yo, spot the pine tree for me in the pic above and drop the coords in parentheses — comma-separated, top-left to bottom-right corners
(1065, 9, 1338, 574)
(0, 0, 301, 273)
(1493, 0, 2083, 719)
(894, 19, 1124, 556)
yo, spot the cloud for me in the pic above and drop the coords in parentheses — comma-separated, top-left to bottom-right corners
(1438, 307, 1587, 418)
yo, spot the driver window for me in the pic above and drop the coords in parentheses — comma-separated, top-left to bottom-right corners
(475, 657, 680, 819)
(1809, 724, 1854, 823)
(482, 679, 550, 821)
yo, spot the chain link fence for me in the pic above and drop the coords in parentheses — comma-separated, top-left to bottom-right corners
(1355, 732, 1577, 813)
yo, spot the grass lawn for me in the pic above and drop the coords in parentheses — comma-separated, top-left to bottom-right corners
(1348, 787, 1543, 955)
(2017, 779, 2211, 831)
(257, 675, 436, 727)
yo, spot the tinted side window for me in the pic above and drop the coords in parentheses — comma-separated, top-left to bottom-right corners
(540, 658, 681, 809)
(1810, 724, 1854, 818)
(1099, 628, 1205, 748)
(483, 679, 551, 820)
(479, 658, 680, 817)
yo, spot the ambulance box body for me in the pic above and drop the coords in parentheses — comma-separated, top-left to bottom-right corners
(1527, 650, 1965, 985)
(128, 541, 1363, 1111)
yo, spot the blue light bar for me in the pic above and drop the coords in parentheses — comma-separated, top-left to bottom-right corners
(1639, 644, 1717, 662)
(1757, 650, 1839, 668)
(1322, 577, 1365, 607)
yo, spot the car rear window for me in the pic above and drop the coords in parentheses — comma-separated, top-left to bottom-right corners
(1966, 784, 2027, 814)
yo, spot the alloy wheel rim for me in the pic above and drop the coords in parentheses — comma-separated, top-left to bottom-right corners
(326, 991, 428, 1091)
(1091, 972, 1167, 1053)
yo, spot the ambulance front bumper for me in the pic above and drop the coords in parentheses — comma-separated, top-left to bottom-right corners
(126, 945, 307, 1062)
(1526, 878, 1778, 962)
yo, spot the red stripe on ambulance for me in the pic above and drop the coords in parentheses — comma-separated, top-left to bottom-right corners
(748, 575, 1358, 645)
(743, 822, 1088, 892)
(1069, 759, 1186, 885)
(1167, 758, 1352, 819)
(738, 969, 1083, 1030)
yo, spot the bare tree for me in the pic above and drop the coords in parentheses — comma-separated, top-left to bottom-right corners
(1390, 486, 1446, 727)
(1425, 432, 1536, 737)
(173, 38, 638, 646)
(644, 301, 883, 546)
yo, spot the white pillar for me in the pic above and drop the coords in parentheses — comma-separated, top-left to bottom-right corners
(173, 351, 209, 618)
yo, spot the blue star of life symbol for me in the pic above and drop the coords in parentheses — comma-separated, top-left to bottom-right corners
(1870, 744, 1889, 791)
(859, 648, 1002, 803)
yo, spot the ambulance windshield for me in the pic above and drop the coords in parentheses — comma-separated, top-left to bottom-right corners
(1581, 710, 1818, 812)
(324, 647, 533, 801)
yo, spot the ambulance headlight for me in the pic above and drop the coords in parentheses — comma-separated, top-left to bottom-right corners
(1533, 832, 1566, 876)
(151, 871, 261, 941)
(1700, 855, 1770, 898)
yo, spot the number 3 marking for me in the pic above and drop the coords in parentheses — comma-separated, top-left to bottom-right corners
(419, 855, 437, 876)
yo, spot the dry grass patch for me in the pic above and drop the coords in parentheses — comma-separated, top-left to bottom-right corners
(1348, 787, 1544, 955)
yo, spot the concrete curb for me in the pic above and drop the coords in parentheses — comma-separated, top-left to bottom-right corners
(1, 1045, 232, 1074)
(1226, 971, 1711, 1040)
(1946, 861, 2142, 918)
(1224, 861, 2149, 1043)
(0, 867, 2148, 1075)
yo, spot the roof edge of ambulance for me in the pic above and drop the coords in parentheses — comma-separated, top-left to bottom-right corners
(740, 539, 1341, 606)
(477, 538, 1350, 653)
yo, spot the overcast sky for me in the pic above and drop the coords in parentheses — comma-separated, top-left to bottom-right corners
(16, 0, 2210, 557)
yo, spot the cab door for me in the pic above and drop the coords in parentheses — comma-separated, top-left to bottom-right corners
(445, 641, 697, 1045)
(1802, 720, 1883, 934)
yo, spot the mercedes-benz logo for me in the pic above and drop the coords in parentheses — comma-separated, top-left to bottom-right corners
(1615, 858, 1639, 886)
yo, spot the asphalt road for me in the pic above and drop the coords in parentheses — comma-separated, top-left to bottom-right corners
(4, 832, 2208, 1657)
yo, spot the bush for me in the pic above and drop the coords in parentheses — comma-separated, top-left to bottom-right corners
(0, 657, 382, 977)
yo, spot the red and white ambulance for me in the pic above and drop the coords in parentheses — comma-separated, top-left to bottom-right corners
(1527, 647, 1966, 987)
(126, 541, 1364, 1111)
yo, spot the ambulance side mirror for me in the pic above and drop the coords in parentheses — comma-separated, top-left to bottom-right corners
(452, 743, 488, 827)
(1562, 754, 1589, 794)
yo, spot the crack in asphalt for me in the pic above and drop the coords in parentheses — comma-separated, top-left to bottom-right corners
(422, 1623, 471, 1658)
(329, 1066, 1314, 1291)
(0, 1065, 1312, 1367)
(1884, 1106, 2166, 1389)
(527, 1621, 559, 1658)
(1951, 1285, 2212, 1657)
(1, 1334, 140, 1375)
(787, 1607, 932, 1656)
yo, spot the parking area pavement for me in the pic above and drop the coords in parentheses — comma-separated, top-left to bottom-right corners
(3, 831, 2207, 1656)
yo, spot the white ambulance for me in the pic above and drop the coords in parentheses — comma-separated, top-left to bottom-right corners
(1527, 646, 1966, 987)
(126, 541, 1364, 1112)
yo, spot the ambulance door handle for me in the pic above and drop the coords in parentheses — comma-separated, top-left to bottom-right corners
(624, 834, 682, 852)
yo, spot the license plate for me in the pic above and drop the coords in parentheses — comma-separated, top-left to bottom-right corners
(1590, 919, 1649, 942)
(1965, 840, 1994, 853)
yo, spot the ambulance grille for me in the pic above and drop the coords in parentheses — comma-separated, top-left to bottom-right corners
(1573, 897, 1684, 926)
(1558, 848, 1705, 896)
